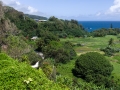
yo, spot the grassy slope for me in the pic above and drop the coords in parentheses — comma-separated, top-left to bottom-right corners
(0, 53, 69, 90)
(57, 60, 75, 78)
(111, 62, 120, 77)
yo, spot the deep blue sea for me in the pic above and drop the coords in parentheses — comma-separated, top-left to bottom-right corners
(78, 21, 120, 32)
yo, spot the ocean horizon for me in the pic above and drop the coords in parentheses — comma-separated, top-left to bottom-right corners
(78, 21, 120, 32)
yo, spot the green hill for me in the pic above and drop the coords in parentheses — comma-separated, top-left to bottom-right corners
(24, 14, 48, 20)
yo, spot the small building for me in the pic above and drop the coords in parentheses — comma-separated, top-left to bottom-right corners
(38, 20, 47, 22)
(34, 19, 47, 22)
(34, 19, 39, 22)
(31, 36, 38, 40)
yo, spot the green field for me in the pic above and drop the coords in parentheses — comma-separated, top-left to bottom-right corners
(61, 35, 120, 55)
(58, 35, 120, 83)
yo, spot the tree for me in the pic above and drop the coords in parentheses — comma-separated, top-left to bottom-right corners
(72, 52, 113, 87)
(49, 16, 57, 21)
(108, 38, 114, 47)
(110, 23, 113, 28)
(70, 19, 79, 25)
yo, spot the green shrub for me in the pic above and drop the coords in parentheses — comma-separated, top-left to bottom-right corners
(25, 51, 42, 65)
(5, 35, 31, 59)
(41, 41, 76, 64)
(0, 53, 69, 90)
(100, 47, 119, 56)
(72, 52, 113, 87)
(0, 53, 12, 60)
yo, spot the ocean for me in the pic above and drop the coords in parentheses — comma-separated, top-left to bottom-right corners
(78, 21, 120, 32)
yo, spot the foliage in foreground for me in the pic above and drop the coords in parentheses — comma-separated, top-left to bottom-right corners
(0, 53, 69, 90)
(72, 52, 113, 87)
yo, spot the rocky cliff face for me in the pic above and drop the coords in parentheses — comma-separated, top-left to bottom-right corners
(0, 2, 31, 59)
(0, 1, 4, 19)
(0, 2, 5, 45)
(0, 1, 19, 52)
(0, 2, 19, 43)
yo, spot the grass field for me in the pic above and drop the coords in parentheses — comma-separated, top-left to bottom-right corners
(111, 62, 120, 77)
(58, 35, 120, 82)
(61, 35, 120, 55)
(57, 60, 75, 78)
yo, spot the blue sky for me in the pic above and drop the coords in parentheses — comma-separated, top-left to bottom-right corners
(1, 0, 120, 21)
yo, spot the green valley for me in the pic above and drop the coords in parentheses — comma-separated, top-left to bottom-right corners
(0, 1, 120, 89)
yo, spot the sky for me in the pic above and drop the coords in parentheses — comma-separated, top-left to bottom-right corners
(1, 0, 120, 21)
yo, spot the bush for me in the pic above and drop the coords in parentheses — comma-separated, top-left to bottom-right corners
(25, 51, 42, 65)
(5, 35, 31, 59)
(100, 47, 119, 56)
(72, 52, 113, 87)
(42, 41, 76, 64)
(0, 53, 69, 90)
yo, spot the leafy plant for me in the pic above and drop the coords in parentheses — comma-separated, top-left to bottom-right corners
(0, 53, 69, 90)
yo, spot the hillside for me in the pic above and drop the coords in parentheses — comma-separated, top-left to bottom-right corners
(24, 14, 47, 20)
(0, 3, 19, 46)
(3, 5, 88, 38)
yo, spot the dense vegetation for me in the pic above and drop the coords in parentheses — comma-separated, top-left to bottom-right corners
(38, 16, 87, 38)
(72, 52, 113, 87)
(100, 38, 120, 56)
(100, 46, 119, 56)
(0, 53, 69, 90)
(91, 28, 120, 37)
(36, 34, 76, 64)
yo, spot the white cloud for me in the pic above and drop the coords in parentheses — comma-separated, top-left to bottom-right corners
(1, 0, 47, 16)
(96, 12, 101, 16)
(1, 0, 20, 6)
(28, 6, 38, 13)
(106, 0, 120, 15)
(16, 1, 20, 5)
